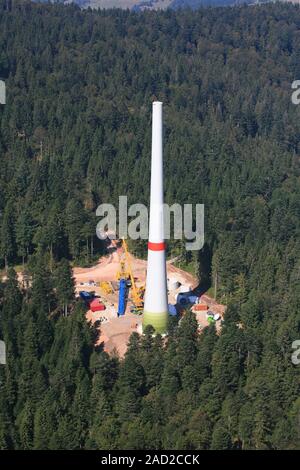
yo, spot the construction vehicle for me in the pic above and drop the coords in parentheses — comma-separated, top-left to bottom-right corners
(100, 281, 113, 295)
(116, 238, 144, 315)
(122, 238, 144, 314)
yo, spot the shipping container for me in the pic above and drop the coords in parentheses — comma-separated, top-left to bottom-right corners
(193, 304, 208, 311)
(90, 298, 106, 312)
(79, 291, 93, 301)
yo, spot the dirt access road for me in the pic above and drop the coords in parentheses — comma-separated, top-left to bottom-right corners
(73, 241, 197, 294)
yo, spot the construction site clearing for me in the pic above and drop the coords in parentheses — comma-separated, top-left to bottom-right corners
(73, 240, 226, 357)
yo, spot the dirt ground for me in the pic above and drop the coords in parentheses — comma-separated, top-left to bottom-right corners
(86, 307, 143, 357)
(73, 245, 196, 292)
(74, 242, 225, 357)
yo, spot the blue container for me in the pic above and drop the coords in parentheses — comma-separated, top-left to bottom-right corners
(79, 291, 93, 301)
(168, 304, 177, 316)
(117, 279, 127, 316)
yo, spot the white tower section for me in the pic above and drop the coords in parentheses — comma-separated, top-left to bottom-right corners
(143, 101, 168, 334)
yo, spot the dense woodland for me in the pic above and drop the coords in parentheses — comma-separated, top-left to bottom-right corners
(0, 1, 300, 449)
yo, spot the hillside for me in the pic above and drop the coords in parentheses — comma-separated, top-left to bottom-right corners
(36, 0, 297, 12)
(38, 0, 259, 12)
(0, 1, 300, 450)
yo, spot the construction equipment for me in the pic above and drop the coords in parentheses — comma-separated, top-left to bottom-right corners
(117, 279, 127, 316)
(100, 281, 113, 295)
(122, 238, 144, 313)
(116, 249, 130, 282)
(116, 238, 144, 315)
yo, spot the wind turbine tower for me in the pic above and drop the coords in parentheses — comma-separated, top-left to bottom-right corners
(143, 101, 168, 334)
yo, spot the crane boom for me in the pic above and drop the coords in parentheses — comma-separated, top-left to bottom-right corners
(122, 238, 144, 309)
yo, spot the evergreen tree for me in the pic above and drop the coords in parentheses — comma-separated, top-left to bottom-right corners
(53, 259, 75, 317)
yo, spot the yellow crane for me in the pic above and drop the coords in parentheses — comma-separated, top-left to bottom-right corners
(116, 247, 130, 281)
(117, 238, 144, 313)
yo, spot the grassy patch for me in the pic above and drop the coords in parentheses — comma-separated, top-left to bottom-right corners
(173, 259, 196, 276)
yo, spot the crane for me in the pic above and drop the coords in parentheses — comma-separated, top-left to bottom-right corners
(116, 238, 144, 314)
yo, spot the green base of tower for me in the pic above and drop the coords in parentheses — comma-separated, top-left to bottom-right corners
(143, 310, 168, 335)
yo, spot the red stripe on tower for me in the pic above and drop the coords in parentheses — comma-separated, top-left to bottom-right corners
(148, 242, 166, 251)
